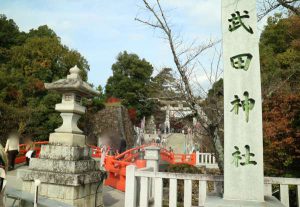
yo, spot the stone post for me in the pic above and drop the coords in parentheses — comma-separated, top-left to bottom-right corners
(195, 151, 200, 166)
(124, 165, 137, 207)
(222, 0, 264, 202)
(205, 0, 284, 206)
(144, 146, 160, 172)
(20, 66, 105, 207)
(144, 146, 160, 199)
(161, 104, 170, 134)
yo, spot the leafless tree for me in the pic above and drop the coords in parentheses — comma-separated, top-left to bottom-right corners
(136, 0, 224, 171)
(258, 0, 300, 21)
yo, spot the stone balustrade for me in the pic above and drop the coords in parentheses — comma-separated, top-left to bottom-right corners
(195, 152, 219, 169)
(125, 165, 300, 207)
(264, 177, 300, 207)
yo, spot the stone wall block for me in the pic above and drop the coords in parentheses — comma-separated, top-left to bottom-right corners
(22, 181, 32, 192)
(20, 169, 102, 186)
(73, 198, 85, 207)
(29, 158, 98, 174)
(86, 105, 135, 148)
(39, 145, 90, 161)
(40, 183, 49, 196)
(90, 183, 100, 194)
(48, 184, 64, 199)
(78, 184, 85, 198)
(64, 185, 80, 200)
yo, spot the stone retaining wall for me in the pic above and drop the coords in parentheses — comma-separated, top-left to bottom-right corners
(86, 105, 135, 149)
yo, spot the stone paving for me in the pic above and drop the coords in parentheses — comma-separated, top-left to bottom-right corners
(102, 187, 124, 207)
(5, 164, 124, 207)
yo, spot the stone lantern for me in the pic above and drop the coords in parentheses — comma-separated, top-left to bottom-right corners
(46, 65, 98, 147)
(21, 66, 105, 207)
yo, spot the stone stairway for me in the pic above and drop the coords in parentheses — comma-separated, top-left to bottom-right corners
(165, 133, 187, 154)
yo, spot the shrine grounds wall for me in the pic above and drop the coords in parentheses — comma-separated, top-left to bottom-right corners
(85, 105, 135, 149)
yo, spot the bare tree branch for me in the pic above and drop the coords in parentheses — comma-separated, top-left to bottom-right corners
(258, 0, 300, 21)
(136, 0, 225, 170)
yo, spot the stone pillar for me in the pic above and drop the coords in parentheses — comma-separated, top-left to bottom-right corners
(144, 146, 160, 199)
(222, 0, 264, 202)
(147, 115, 156, 134)
(144, 146, 160, 172)
(20, 66, 105, 207)
(206, 0, 284, 206)
(165, 104, 170, 134)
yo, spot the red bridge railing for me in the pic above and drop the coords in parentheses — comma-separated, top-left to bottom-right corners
(104, 145, 147, 192)
(15, 141, 49, 164)
(90, 144, 196, 191)
(16, 142, 196, 192)
(160, 148, 196, 165)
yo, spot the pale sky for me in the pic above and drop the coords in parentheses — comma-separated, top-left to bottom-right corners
(0, 0, 269, 91)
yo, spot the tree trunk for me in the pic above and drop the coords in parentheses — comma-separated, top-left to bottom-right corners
(211, 127, 224, 172)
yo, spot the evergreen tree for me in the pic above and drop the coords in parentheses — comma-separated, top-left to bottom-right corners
(105, 51, 154, 120)
(149, 68, 178, 98)
(0, 15, 89, 142)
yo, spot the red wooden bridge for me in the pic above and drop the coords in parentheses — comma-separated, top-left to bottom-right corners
(16, 142, 196, 192)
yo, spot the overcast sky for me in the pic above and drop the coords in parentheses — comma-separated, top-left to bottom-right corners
(0, 0, 269, 91)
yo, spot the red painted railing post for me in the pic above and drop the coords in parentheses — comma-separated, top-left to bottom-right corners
(15, 141, 49, 165)
(104, 155, 119, 189)
(191, 152, 196, 165)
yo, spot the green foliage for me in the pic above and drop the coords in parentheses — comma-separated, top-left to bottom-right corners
(260, 15, 300, 177)
(9, 30, 89, 82)
(0, 102, 30, 145)
(202, 78, 224, 151)
(27, 25, 58, 39)
(149, 67, 178, 98)
(0, 14, 25, 48)
(260, 15, 300, 96)
(165, 163, 202, 174)
(0, 15, 26, 64)
(105, 51, 154, 120)
(89, 85, 106, 112)
(207, 78, 223, 99)
(0, 15, 89, 141)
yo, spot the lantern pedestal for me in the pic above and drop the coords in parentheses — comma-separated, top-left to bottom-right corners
(20, 144, 104, 207)
(49, 133, 86, 146)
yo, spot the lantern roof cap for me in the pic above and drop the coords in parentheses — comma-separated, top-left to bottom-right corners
(45, 65, 99, 97)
